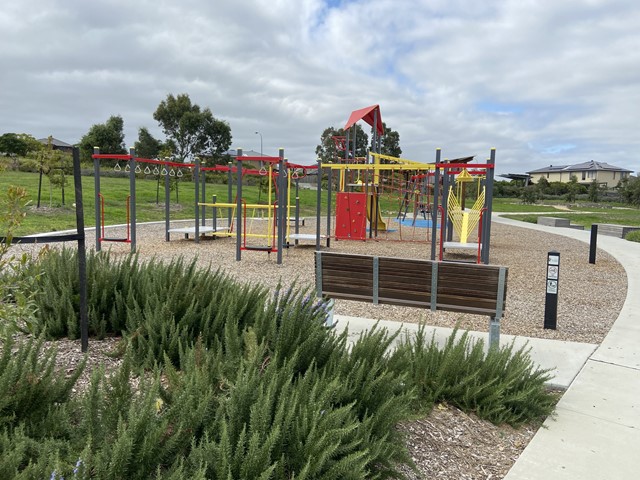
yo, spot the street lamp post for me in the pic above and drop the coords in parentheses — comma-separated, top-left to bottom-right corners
(255, 131, 263, 157)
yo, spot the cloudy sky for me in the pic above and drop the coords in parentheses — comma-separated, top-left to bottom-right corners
(2, 0, 639, 176)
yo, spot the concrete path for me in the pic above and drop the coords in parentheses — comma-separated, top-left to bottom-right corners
(494, 215, 640, 480)
(334, 214, 640, 479)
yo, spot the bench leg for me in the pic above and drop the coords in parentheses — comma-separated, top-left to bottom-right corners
(489, 316, 500, 349)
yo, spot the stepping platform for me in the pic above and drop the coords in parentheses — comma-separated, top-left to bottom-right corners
(288, 233, 326, 241)
(168, 226, 230, 239)
(443, 241, 481, 251)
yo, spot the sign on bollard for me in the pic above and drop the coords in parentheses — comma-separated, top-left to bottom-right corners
(544, 251, 560, 329)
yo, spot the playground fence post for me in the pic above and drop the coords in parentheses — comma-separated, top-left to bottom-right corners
(93, 147, 101, 251)
(236, 149, 243, 261)
(430, 149, 441, 260)
(315, 159, 322, 250)
(194, 158, 200, 244)
(227, 162, 233, 231)
(129, 147, 136, 251)
(72, 146, 89, 353)
(277, 148, 285, 265)
(326, 166, 332, 247)
(481, 148, 496, 264)
(164, 161, 170, 241)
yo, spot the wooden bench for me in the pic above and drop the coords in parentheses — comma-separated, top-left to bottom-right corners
(315, 252, 508, 346)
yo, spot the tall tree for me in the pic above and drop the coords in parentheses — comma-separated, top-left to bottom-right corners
(380, 122, 402, 157)
(134, 127, 162, 159)
(315, 124, 368, 163)
(78, 115, 126, 161)
(153, 93, 231, 163)
(200, 108, 232, 164)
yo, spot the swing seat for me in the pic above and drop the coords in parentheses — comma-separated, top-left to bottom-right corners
(242, 245, 274, 252)
(100, 237, 131, 243)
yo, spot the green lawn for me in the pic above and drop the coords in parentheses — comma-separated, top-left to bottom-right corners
(2, 171, 639, 235)
(0, 171, 328, 236)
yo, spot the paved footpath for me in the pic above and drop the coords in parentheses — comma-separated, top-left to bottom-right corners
(495, 216, 640, 480)
(334, 215, 639, 479)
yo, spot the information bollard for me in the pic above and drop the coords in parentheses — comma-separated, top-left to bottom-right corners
(544, 251, 560, 329)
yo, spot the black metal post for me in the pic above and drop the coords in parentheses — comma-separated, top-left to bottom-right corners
(93, 147, 101, 251)
(165, 162, 170, 241)
(236, 150, 243, 261)
(481, 148, 496, 264)
(201, 162, 206, 226)
(295, 180, 300, 246)
(277, 149, 285, 265)
(430, 149, 441, 260)
(194, 158, 200, 244)
(326, 166, 332, 247)
(589, 224, 598, 264)
(72, 147, 89, 353)
(128, 148, 136, 252)
(316, 159, 322, 250)
(544, 251, 560, 329)
(227, 162, 233, 231)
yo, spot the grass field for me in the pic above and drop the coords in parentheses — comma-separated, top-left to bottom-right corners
(1, 171, 639, 235)
(0, 171, 326, 236)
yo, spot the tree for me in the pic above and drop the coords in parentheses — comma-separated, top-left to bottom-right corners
(78, 115, 126, 162)
(587, 179, 605, 203)
(153, 93, 231, 163)
(565, 175, 581, 203)
(0, 133, 41, 157)
(315, 124, 369, 163)
(199, 109, 232, 164)
(134, 127, 162, 159)
(618, 177, 640, 207)
(536, 176, 550, 196)
(380, 123, 402, 157)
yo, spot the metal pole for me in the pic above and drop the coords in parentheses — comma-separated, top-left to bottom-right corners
(194, 158, 200, 244)
(72, 147, 89, 353)
(227, 161, 233, 231)
(481, 148, 496, 264)
(430, 149, 441, 260)
(212, 195, 217, 233)
(589, 224, 598, 264)
(201, 160, 206, 226)
(277, 148, 285, 265)
(129, 148, 136, 252)
(236, 149, 243, 261)
(316, 159, 322, 250)
(295, 180, 300, 246)
(326, 166, 332, 247)
(165, 161, 170, 240)
(93, 147, 101, 251)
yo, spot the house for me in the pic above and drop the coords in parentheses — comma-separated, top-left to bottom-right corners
(527, 161, 632, 187)
(37, 137, 74, 154)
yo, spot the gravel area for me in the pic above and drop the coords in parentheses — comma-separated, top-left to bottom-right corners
(14, 217, 625, 344)
(7, 217, 627, 479)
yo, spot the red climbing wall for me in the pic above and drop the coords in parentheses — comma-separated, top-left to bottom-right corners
(335, 192, 367, 240)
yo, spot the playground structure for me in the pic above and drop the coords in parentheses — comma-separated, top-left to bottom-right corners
(91, 104, 496, 265)
(91, 147, 317, 265)
(316, 104, 496, 264)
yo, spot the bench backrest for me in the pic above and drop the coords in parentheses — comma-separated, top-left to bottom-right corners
(315, 252, 507, 318)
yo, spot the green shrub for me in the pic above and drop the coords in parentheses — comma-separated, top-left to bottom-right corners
(625, 230, 640, 243)
(2, 250, 559, 478)
(390, 327, 556, 426)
